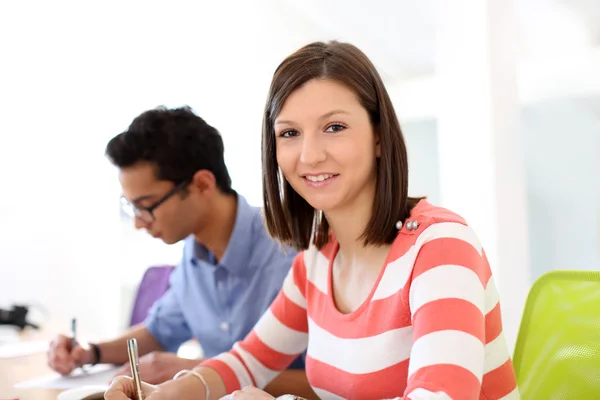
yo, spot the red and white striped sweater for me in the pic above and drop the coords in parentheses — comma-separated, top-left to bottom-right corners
(201, 200, 520, 399)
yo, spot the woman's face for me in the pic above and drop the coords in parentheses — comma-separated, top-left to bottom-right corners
(274, 78, 380, 214)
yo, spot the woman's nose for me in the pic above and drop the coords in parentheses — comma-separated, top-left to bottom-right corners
(299, 134, 327, 166)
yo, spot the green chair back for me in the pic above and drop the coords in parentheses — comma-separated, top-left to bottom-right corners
(513, 270, 600, 399)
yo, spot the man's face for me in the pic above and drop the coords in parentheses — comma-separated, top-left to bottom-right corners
(118, 162, 196, 244)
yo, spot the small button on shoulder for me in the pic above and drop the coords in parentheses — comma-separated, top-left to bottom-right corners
(404, 220, 420, 231)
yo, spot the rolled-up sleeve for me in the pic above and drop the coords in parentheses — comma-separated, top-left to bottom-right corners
(144, 269, 193, 353)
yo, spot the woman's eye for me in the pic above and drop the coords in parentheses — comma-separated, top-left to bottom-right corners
(325, 124, 346, 133)
(280, 130, 299, 138)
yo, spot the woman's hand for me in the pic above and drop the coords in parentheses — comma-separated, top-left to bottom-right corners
(104, 376, 164, 399)
(221, 386, 276, 400)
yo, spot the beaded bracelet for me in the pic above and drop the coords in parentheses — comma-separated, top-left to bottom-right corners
(173, 369, 210, 400)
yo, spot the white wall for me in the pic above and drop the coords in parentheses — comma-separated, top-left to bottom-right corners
(403, 120, 441, 205)
(395, 99, 600, 288)
(522, 99, 600, 279)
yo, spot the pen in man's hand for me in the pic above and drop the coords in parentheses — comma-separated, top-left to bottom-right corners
(71, 317, 87, 373)
(71, 317, 77, 350)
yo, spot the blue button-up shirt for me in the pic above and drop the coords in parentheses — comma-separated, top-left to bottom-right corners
(145, 194, 303, 367)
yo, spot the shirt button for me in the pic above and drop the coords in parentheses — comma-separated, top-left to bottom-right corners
(220, 322, 230, 332)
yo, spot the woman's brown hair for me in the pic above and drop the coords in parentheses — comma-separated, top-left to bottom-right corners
(262, 40, 421, 251)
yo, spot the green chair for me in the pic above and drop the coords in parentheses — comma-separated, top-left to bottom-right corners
(513, 270, 600, 399)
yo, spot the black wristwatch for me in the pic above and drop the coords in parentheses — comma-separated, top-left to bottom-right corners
(90, 343, 101, 365)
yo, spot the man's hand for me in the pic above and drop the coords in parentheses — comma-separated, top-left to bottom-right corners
(47, 334, 95, 375)
(112, 351, 203, 384)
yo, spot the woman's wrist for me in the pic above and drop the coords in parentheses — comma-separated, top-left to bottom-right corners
(174, 369, 210, 400)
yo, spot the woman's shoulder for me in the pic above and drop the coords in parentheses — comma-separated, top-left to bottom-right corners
(393, 199, 482, 254)
(409, 199, 468, 227)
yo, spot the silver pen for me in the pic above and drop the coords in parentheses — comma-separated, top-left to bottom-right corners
(127, 338, 144, 400)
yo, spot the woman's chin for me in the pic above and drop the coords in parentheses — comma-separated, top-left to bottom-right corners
(289, 183, 343, 213)
(303, 196, 340, 214)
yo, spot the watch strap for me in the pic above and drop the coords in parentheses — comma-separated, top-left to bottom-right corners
(90, 343, 101, 365)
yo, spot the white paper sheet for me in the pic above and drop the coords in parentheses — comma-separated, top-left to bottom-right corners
(0, 339, 49, 358)
(14, 364, 119, 389)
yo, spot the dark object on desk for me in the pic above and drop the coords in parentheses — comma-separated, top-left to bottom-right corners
(0, 304, 39, 330)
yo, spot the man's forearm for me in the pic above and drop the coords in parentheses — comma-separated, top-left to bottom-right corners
(96, 323, 163, 365)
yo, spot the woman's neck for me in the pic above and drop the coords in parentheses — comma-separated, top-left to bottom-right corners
(326, 197, 392, 285)
(324, 188, 376, 263)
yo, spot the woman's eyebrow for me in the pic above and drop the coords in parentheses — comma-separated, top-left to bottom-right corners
(275, 109, 350, 126)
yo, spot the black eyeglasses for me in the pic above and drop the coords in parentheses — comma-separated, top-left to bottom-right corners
(121, 180, 190, 223)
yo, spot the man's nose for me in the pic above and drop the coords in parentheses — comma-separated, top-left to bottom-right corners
(134, 216, 149, 230)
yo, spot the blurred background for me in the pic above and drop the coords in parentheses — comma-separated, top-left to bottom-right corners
(0, 0, 598, 350)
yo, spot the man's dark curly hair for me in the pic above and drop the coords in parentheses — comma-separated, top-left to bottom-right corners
(105, 105, 234, 194)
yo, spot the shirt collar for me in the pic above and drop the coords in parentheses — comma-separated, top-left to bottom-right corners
(191, 194, 256, 275)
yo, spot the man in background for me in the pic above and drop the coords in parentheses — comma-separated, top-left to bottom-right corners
(47, 106, 311, 397)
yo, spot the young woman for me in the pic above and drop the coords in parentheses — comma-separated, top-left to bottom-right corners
(105, 41, 519, 400)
